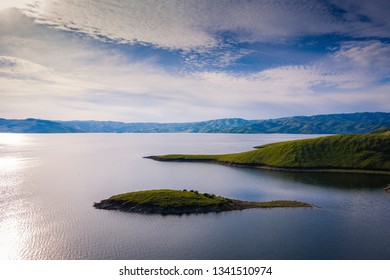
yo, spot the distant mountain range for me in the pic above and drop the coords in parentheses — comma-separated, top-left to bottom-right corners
(0, 118, 79, 133)
(1, 112, 390, 134)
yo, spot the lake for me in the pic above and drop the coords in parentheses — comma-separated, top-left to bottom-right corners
(0, 133, 389, 260)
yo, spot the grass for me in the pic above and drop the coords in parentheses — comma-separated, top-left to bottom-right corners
(147, 133, 390, 174)
(94, 189, 312, 214)
(369, 127, 390, 135)
(109, 189, 229, 208)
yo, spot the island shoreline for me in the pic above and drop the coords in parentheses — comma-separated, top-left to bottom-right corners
(144, 156, 390, 175)
(94, 189, 313, 215)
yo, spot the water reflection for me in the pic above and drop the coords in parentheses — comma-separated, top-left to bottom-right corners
(0, 216, 23, 259)
(0, 165, 29, 260)
(0, 133, 28, 146)
(0, 134, 35, 260)
(256, 169, 390, 190)
(0, 156, 24, 171)
(0, 133, 389, 260)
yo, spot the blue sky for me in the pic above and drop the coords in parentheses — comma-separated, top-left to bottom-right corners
(0, 0, 389, 122)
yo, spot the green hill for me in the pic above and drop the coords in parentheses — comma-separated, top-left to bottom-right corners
(94, 189, 312, 215)
(147, 133, 390, 174)
(369, 127, 390, 135)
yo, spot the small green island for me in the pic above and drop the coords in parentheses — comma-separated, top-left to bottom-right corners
(93, 189, 312, 215)
(145, 131, 390, 175)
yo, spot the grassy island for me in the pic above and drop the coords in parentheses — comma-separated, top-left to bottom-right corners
(93, 189, 312, 215)
(146, 133, 390, 175)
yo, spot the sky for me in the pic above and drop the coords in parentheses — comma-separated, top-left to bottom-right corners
(0, 0, 389, 122)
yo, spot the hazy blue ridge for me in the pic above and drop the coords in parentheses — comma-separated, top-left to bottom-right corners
(239, 112, 390, 134)
(1, 112, 389, 134)
(58, 118, 252, 133)
(0, 118, 81, 133)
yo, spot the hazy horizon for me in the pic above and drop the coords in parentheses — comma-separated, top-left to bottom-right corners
(1, 111, 390, 124)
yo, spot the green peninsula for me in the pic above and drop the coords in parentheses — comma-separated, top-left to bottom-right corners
(93, 189, 312, 215)
(146, 133, 390, 174)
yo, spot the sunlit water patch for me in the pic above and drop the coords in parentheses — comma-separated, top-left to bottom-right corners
(0, 133, 389, 259)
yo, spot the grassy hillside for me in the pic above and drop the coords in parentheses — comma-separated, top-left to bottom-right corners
(94, 189, 312, 214)
(109, 189, 230, 208)
(369, 127, 390, 135)
(148, 133, 390, 174)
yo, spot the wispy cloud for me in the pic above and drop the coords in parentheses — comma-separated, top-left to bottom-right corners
(0, 2, 389, 121)
(21, 0, 390, 50)
(16, 0, 389, 72)
(0, 56, 53, 80)
(1, 48, 387, 122)
(0, 0, 32, 10)
(332, 41, 390, 74)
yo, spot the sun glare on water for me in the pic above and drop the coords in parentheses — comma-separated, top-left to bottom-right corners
(0, 216, 27, 259)
(0, 133, 28, 146)
(0, 133, 32, 259)
(0, 134, 30, 174)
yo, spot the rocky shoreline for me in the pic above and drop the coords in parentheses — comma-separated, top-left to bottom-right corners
(93, 199, 245, 214)
(93, 189, 313, 215)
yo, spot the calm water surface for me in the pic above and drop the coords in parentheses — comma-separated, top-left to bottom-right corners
(0, 133, 389, 259)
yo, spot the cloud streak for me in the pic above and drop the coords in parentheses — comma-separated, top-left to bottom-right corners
(332, 41, 390, 74)
(15, 0, 390, 72)
(1, 49, 388, 122)
(22, 0, 389, 51)
(0, 2, 389, 122)
(0, 56, 53, 80)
